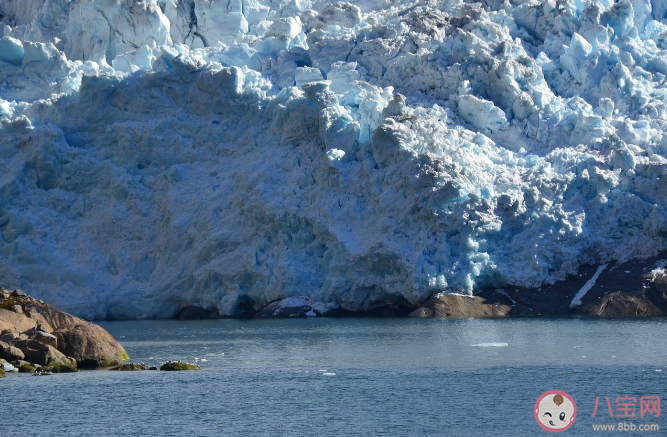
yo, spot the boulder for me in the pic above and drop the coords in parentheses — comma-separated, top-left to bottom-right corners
(160, 361, 201, 371)
(54, 323, 129, 368)
(45, 362, 78, 373)
(10, 305, 23, 314)
(0, 308, 39, 333)
(27, 330, 58, 348)
(18, 363, 36, 373)
(1, 344, 25, 361)
(0, 329, 18, 342)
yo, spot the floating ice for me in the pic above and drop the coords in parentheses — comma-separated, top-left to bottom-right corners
(470, 343, 509, 348)
(0, 0, 666, 319)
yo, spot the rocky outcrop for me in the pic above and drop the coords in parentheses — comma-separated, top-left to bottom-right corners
(410, 254, 667, 318)
(0, 287, 128, 371)
(573, 255, 667, 317)
(160, 361, 201, 371)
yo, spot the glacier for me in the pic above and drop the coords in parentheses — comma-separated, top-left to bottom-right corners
(0, 0, 666, 319)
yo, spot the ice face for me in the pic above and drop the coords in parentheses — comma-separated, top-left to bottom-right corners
(0, 0, 665, 319)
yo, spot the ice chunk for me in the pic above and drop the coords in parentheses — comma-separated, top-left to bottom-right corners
(295, 67, 324, 87)
(0, 36, 25, 66)
(456, 95, 508, 134)
(327, 62, 360, 94)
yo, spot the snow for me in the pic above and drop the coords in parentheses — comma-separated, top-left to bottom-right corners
(647, 259, 667, 282)
(0, 0, 666, 319)
(570, 264, 608, 308)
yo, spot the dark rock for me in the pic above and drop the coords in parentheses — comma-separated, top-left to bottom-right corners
(23, 344, 75, 367)
(11, 290, 26, 298)
(13, 339, 50, 353)
(45, 362, 78, 373)
(574, 255, 667, 317)
(255, 299, 314, 318)
(148, 366, 158, 370)
(54, 323, 129, 368)
(27, 330, 58, 348)
(0, 329, 18, 343)
(111, 363, 148, 371)
(25, 324, 49, 334)
(18, 363, 36, 373)
(0, 367, 4, 378)
(0, 344, 25, 361)
(175, 306, 221, 320)
(160, 361, 201, 371)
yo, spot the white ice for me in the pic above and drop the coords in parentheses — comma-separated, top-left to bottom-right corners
(0, 0, 666, 318)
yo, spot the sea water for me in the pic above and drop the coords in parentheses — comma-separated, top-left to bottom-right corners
(2, 318, 666, 436)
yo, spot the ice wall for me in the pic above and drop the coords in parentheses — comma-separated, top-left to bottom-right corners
(0, 0, 666, 319)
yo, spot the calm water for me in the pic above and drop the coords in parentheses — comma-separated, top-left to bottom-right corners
(2, 318, 666, 436)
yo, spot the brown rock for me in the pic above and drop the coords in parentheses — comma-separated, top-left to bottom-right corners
(0, 287, 128, 369)
(54, 323, 129, 368)
(0, 308, 39, 333)
(409, 291, 514, 318)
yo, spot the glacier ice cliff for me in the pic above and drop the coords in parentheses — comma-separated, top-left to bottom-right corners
(0, 0, 666, 319)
